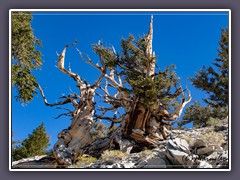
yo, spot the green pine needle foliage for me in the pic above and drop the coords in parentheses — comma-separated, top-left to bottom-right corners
(190, 28, 229, 108)
(181, 28, 229, 129)
(11, 11, 42, 104)
(93, 34, 181, 108)
(179, 101, 227, 128)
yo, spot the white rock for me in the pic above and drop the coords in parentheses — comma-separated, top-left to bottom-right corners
(198, 161, 213, 168)
(206, 152, 219, 160)
(12, 155, 47, 166)
(123, 162, 135, 168)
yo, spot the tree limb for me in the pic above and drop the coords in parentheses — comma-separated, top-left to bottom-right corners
(54, 112, 73, 119)
(95, 113, 126, 123)
(57, 41, 83, 84)
(168, 89, 192, 121)
(38, 84, 72, 107)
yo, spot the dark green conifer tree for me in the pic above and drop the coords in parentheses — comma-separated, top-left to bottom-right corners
(12, 123, 50, 161)
(190, 28, 229, 108)
(180, 28, 229, 128)
(11, 11, 42, 104)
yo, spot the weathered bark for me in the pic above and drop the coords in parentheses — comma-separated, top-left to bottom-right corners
(38, 16, 191, 166)
(146, 15, 155, 77)
(39, 41, 105, 165)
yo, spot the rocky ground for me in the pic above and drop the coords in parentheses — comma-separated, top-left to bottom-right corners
(12, 118, 229, 169)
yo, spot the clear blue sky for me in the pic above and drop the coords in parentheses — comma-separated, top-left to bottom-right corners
(11, 11, 229, 150)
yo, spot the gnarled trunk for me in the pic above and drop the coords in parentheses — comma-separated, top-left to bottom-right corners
(38, 42, 100, 165)
(53, 99, 94, 165)
(38, 16, 191, 166)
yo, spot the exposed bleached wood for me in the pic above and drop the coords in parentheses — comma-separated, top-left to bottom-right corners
(146, 15, 155, 77)
(57, 41, 82, 83)
(168, 89, 192, 120)
(38, 84, 72, 107)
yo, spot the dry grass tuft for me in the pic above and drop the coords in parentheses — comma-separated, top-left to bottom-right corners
(68, 154, 97, 168)
(101, 150, 127, 161)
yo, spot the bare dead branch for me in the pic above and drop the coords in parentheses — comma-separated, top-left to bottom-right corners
(100, 85, 110, 97)
(100, 105, 117, 114)
(70, 92, 81, 100)
(38, 84, 72, 107)
(117, 75, 123, 86)
(76, 48, 107, 89)
(76, 48, 102, 71)
(91, 59, 106, 89)
(77, 44, 126, 90)
(54, 112, 72, 119)
(167, 86, 183, 101)
(95, 114, 125, 123)
(168, 88, 192, 121)
(145, 15, 155, 77)
(57, 42, 83, 84)
(95, 92, 104, 99)
(109, 68, 115, 80)
(57, 94, 79, 108)
(117, 62, 142, 75)
(155, 64, 161, 74)
(99, 86, 131, 105)
(56, 107, 72, 113)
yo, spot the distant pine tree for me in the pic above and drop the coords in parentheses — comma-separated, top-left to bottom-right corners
(180, 101, 227, 128)
(12, 123, 50, 161)
(190, 28, 229, 108)
(12, 131, 21, 150)
(180, 28, 229, 128)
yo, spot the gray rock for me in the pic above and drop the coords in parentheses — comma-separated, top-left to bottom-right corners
(173, 138, 190, 154)
(221, 151, 228, 160)
(112, 163, 122, 168)
(166, 139, 193, 168)
(155, 150, 166, 159)
(100, 164, 114, 168)
(206, 149, 228, 168)
(192, 139, 206, 148)
(143, 157, 166, 168)
(164, 158, 173, 168)
(136, 160, 148, 168)
(167, 138, 190, 153)
(196, 145, 216, 155)
(119, 139, 133, 154)
(214, 125, 228, 132)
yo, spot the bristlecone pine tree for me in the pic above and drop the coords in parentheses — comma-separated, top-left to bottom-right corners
(11, 12, 42, 104)
(38, 16, 191, 166)
(12, 123, 50, 161)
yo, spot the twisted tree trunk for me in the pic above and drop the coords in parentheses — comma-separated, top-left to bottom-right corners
(38, 16, 191, 166)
